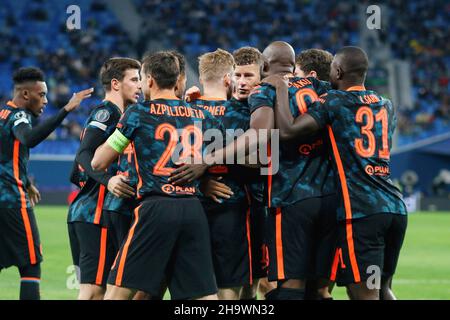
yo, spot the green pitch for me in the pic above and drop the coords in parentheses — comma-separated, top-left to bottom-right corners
(0, 206, 449, 300)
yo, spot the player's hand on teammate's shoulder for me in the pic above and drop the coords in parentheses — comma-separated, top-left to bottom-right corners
(262, 74, 288, 88)
(200, 176, 234, 203)
(107, 175, 135, 198)
(184, 86, 201, 102)
(63, 87, 94, 112)
(27, 183, 41, 207)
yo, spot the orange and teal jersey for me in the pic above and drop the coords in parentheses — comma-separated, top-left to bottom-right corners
(193, 96, 227, 117)
(192, 97, 256, 204)
(248, 77, 335, 208)
(0, 101, 33, 209)
(102, 143, 138, 216)
(307, 86, 407, 221)
(111, 99, 221, 199)
(68, 101, 122, 225)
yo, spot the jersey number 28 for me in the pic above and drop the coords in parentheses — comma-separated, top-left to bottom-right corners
(153, 123, 203, 176)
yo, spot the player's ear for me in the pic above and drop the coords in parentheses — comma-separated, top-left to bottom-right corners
(111, 78, 120, 91)
(336, 66, 343, 80)
(148, 75, 154, 89)
(262, 60, 269, 77)
(176, 74, 184, 88)
(309, 70, 317, 79)
(22, 89, 30, 101)
(223, 73, 231, 88)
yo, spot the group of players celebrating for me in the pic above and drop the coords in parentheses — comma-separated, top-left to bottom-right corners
(0, 40, 407, 301)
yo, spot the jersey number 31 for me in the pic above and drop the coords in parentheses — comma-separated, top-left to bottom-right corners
(354, 106, 390, 160)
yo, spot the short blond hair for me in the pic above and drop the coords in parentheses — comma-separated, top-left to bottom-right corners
(198, 49, 235, 83)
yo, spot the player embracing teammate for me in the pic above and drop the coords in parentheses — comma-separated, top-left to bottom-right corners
(5, 43, 407, 301)
(269, 46, 408, 300)
(171, 44, 407, 300)
(92, 51, 219, 300)
(67, 58, 141, 300)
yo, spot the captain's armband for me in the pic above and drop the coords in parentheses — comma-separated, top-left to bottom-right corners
(106, 129, 130, 153)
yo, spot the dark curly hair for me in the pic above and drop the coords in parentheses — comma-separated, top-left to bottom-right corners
(295, 49, 333, 81)
(12, 67, 45, 84)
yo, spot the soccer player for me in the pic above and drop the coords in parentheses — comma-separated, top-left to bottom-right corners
(245, 43, 335, 301)
(168, 42, 287, 185)
(244, 48, 336, 301)
(292, 48, 337, 300)
(91, 51, 218, 300)
(170, 41, 333, 300)
(68, 57, 141, 300)
(0, 67, 92, 300)
(193, 48, 256, 300)
(272, 46, 408, 300)
(102, 51, 185, 301)
(229, 47, 276, 300)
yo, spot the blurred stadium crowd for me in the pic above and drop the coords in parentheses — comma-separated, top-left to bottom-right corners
(386, 0, 449, 142)
(0, 0, 448, 154)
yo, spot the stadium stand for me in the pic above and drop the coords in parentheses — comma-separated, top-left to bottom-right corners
(0, 0, 447, 201)
(1, 0, 447, 150)
(385, 0, 449, 144)
(0, 0, 134, 154)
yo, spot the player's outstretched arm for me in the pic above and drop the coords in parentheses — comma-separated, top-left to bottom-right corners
(169, 107, 274, 185)
(263, 76, 320, 140)
(87, 129, 135, 198)
(63, 88, 95, 112)
(168, 160, 209, 186)
(12, 88, 93, 148)
(212, 106, 274, 165)
(91, 128, 127, 171)
(91, 143, 120, 172)
(217, 106, 274, 167)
